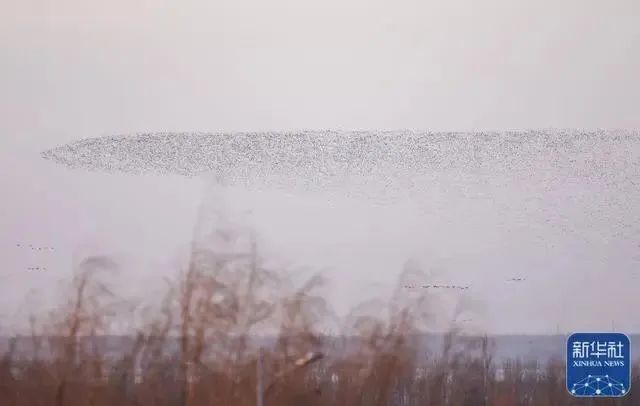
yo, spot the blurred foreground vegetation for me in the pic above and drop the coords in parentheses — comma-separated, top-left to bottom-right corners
(1, 233, 638, 406)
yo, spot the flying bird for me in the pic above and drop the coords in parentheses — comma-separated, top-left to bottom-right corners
(16, 243, 55, 252)
(404, 284, 470, 290)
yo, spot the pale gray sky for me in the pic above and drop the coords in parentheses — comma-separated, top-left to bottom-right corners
(1, 0, 639, 334)
(3, 0, 640, 136)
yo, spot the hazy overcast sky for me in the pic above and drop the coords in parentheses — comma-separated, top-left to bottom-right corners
(1, 0, 639, 334)
(2, 0, 639, 139)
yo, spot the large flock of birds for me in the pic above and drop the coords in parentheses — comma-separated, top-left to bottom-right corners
(39, 129, 640, 290)
(40, 130, 638, 198)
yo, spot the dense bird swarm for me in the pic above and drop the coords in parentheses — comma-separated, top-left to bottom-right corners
(40, 130, 640, 196)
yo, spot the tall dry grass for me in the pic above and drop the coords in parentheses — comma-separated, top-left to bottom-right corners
(1, 227, 638, 405)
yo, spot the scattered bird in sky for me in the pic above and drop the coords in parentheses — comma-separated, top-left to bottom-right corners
(26, 267, 47, 271)
(507, 277, 526, 282)
(403, 284, 470, 290)
(16, 243, 55, 252)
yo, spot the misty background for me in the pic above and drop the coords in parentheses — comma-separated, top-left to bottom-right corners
(1, 0, 639, 335)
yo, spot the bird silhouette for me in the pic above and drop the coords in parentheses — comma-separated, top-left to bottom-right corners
(406, 284, 470, 290)
(16, 243, 55, 252)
